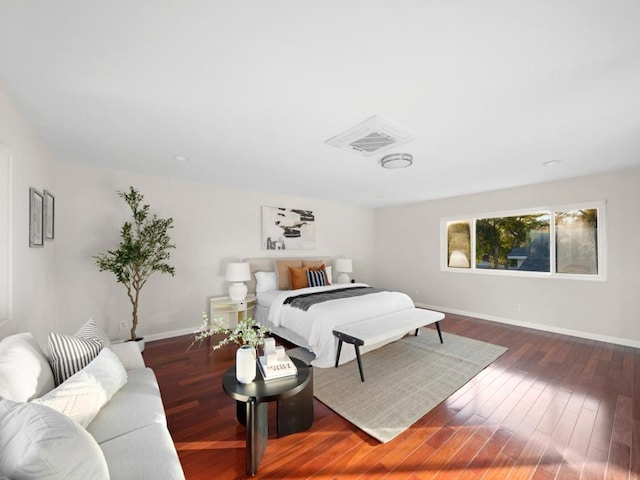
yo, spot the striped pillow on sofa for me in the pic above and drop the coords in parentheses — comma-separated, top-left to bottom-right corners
(47, 319, 111, 386)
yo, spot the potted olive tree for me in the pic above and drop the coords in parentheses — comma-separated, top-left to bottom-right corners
(95, 187, 175, 350)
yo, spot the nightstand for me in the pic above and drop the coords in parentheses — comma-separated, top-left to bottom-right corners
(209, 294, 257, 329)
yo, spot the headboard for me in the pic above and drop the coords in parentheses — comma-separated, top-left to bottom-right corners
(244, 257, 332, 293)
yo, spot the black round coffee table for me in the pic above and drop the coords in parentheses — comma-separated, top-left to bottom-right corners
(222, 357, 313, 476)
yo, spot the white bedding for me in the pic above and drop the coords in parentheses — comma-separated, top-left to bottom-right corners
(257, 283, 415, 368)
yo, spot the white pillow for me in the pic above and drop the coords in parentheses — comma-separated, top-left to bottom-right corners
(255, 271, 278, 293)
(0, 398, 110, 480)
(0, 333, 55, 402)
(32, 347, 127, 427)
(326, 266, 333, 284)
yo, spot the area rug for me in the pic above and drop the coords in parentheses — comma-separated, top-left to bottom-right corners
(292, 332, 507, 443)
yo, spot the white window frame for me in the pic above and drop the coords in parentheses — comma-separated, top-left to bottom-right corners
(440, 201, 607, 281)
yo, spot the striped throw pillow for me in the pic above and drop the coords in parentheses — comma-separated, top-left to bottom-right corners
(76, 318, 111, 348)
(306, 268, 327, 287)
(47, 319, 110, 386)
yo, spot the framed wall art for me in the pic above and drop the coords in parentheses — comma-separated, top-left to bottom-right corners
(29, 187, 44, 247)
(44, 190, 55, 240)
(261, 206, 315, 250)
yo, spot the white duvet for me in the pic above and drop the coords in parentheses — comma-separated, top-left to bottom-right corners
(263, 283, 415, 368)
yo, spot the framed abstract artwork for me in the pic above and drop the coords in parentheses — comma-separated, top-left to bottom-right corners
(29, 187, 44, 247)
(261, 206, 315, 250)
(44, 190, 55, 240)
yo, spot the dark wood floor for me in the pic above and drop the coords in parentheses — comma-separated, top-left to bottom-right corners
(144, 314, 639, 479)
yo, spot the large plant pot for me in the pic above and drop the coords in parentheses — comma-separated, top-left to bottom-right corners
(127, 337, 145, 352)
(236, 345, 256, 384)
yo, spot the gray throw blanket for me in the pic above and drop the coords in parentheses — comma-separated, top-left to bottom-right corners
(283, 286, 383, 311)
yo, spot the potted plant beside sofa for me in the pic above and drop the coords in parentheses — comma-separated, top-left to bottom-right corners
(95, 186, 175, 350)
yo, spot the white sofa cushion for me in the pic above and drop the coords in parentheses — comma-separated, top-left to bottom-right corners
(32, 347, 128, 427)
(110, 341, 146, 370)
(100, 423, 185, 480)
(47, 318, 111, 385)
(0, 397, 110, 480)
(0, 333, 55, 402)
(87, 368, 167, 443)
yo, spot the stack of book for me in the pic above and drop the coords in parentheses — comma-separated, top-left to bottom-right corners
(258, 338, 298, 380)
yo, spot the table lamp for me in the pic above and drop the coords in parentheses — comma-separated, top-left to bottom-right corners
(226, 262, 251, 301)
(334, 258, 353, 284)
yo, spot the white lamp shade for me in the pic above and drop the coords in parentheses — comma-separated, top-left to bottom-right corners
(225, 262, 251, 282)
(334, 258, 352, 284)
(334, 258, 352, 273)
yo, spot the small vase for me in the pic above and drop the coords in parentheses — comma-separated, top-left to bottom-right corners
(236, 345, 256, 384)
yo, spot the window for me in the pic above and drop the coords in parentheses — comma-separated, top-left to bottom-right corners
(555, 209, 598, 274)
(447, 221, 471, 269)
(476, 213, 550, 272)
(443, 202, 605, 279)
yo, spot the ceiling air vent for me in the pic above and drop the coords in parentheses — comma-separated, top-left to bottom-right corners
(325, 115, 416, 156)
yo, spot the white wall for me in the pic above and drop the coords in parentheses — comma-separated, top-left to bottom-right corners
(0, 79, 375, 347)
(0, 145, 11, 327)
(54, 162, 375, 344)
(374, 169, 640, 347)
(0, 82, 58, 340)
(4, 74, 639, 349)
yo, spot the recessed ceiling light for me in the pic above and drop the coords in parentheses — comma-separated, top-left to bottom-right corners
(174, 155, 189, 163)
(543, 160, 562, 166)
(381, 153, 413, 169)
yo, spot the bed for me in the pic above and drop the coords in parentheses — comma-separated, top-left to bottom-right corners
(246, 257, 418, 368)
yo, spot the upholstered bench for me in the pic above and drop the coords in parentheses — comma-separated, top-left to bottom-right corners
(332, 308, 445, 381)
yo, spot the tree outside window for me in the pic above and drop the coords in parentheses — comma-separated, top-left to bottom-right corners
(476, 214, 550, 272)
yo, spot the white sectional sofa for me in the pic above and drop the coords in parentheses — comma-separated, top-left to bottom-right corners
(0, 329, 185, 480)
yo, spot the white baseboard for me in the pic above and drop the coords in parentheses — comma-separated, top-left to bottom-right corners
(137, 327, 196, 343)
(133, 308, 640, 350)
(415, 303, 640, 349)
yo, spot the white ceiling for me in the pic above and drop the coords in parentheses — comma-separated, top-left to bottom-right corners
(1, 1, 639, 208)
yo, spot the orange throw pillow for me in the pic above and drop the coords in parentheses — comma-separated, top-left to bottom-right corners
(275, 260, 302, 290)
(289, 266, 310, 290)
(302, 260, 324, 269)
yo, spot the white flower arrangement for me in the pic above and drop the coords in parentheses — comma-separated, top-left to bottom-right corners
(192, 312, 270, 352)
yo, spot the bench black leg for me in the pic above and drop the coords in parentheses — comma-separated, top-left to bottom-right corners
(435, 321, 443, 343)
(335, 339, 343, 368)
(354, 345, 365, 382)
